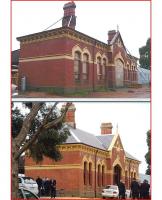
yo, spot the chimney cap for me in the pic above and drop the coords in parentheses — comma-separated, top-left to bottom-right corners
(101, 122, 113, 128)
(108, 30, 116, 34)
(61, 103, 76, 111)
(63, 1, 76, 10)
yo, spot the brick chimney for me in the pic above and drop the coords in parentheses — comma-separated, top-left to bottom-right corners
(62, 103, 76, 129)
(62, 1, 76, 29)
(101, 123, 113, 134)
(108, 30, 116, 43)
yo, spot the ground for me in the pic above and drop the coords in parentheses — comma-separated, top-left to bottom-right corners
(14, 85, 150, 99)
(39, 198, 150, 199)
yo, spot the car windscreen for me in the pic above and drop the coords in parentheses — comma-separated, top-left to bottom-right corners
(105, 185, 118, 190)
(23, 177, 36, 184)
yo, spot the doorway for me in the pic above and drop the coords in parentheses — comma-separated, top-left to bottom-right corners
(113, 164, 121, 185)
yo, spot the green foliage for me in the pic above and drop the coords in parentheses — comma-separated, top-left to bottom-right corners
(145, 130, 151, 175)
(29, 128, 70, 163)
(12, 107, 24, 138)
(139, 38, 151, 70)
(12, 103, 70, 163)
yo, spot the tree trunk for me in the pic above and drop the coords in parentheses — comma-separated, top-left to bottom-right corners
(12, 140, 19, 198)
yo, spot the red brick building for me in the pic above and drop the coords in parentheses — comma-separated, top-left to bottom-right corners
(25, 104, 140, 197)
(17, 2, 138, 94)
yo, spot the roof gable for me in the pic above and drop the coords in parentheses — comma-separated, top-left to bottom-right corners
(64, 126, 140, 162)
(114, 134, 125, 151)
(109, 31, 127, 51)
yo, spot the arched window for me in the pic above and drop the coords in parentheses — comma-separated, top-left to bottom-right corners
(74, 51, 81, 80)
(89, 162, 92, 185)
(102, 58, 106, 79)
(97, 57, 102, 80)
(97, 164, 101, 186)
(134, 172, 136, 179)
(82, 54, 89, 80)
(102, 165, 105, 186)
(84, 161, 88, 185)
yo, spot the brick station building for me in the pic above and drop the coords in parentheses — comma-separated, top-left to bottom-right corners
(25, 104, 140, 197)
(17, 2, 138, 94)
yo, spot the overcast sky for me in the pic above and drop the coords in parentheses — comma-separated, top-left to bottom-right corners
(12, 1, 150, 58)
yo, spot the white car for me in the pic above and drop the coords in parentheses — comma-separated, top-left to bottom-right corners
(18, 187, 39, 199)
(18, 177, 39, 195)
(102, 185, 119, 198)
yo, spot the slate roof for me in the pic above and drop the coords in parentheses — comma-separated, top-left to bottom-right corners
(96, 135, 114, 149)
(125, 151, 139, 161)
(65, 126, 139, 161)
(66, 127, 108, 150)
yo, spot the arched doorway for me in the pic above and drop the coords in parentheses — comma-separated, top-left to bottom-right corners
(113, 164, 122, 185)
(115, 59, 124, 87)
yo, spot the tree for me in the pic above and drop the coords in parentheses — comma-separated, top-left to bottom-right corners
(12, 102, 72, 198)
(139, 38, 151, 70)
(145, 130, 151, 175)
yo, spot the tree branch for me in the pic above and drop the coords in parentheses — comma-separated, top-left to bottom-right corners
(14, 102, 71, 160)
(13, 103, 44, 149)
(44, 102, 72, 129)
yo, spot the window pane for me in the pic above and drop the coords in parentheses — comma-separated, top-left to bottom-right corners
(83, 54, 88, 62)
(75, 52, 80, 60)
(83, 62, 87, 74)
(74, 52, 81, 80)
(74, 61, 79, 73)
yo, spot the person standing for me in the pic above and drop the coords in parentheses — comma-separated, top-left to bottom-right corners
(131, 178, 140, 199)
(50, 179, 56, 198)
(44, 177, 50, 196)
(36, 176, 42, 197)
(118, 180, 126, 199)
(140, 179, 150, 199)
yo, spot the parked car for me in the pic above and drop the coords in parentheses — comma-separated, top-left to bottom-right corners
(102, 185, 119, 198)
(18, 187, 39, 199)
(18, 177, 39, 195)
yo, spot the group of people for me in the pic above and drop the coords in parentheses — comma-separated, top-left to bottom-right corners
(36, 176, 56, 198)
(118, 178, 150, 199)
